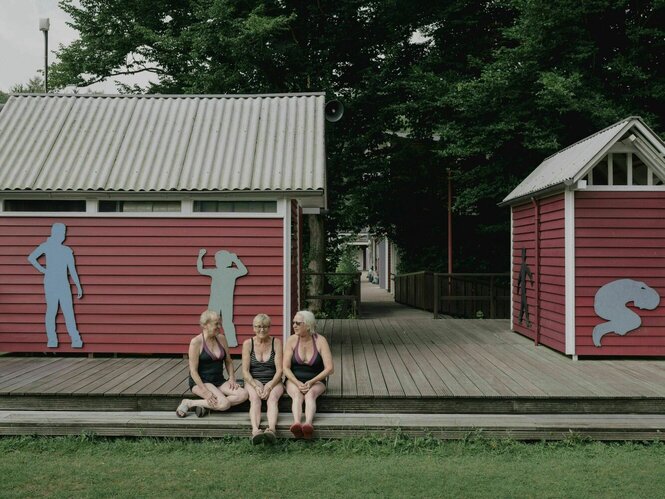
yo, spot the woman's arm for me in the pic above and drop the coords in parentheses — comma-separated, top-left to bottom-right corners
(241, 339, 261, 390)
(220, 335, 238, 388)
(306, 335, 334, 386)
(266, 338, 283, 390)
(282, 335, 301, 385)
(188, 337, 215, 404)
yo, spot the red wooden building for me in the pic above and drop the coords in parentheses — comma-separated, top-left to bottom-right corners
(502, 117, 665, 358)
(0, 93, 326, 354)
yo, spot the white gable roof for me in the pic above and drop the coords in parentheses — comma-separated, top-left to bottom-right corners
(502, 116, 665, 205)
(0, 93, 326, 199)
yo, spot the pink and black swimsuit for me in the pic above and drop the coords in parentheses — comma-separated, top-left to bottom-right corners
(189, 334, 226, 389)
(291, 333, 325, 383)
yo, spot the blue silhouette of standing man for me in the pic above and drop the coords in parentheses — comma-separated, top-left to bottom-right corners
(28, 223, 84, 348)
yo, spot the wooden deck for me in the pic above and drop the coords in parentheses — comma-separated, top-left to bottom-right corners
(2, 319, 665, 414)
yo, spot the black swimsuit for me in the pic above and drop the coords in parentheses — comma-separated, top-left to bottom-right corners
(188, 334, 226, 390)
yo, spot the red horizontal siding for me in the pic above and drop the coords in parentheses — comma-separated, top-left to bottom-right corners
(511, 194, 565, 351)
(0, 217, 284, 354)
(575, 191, 665, 356)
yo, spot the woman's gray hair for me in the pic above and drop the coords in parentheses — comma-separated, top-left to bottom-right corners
(200, 309, 220, 325)
(296, 310, 317, 334)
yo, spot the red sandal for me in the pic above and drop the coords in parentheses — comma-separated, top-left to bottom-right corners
(289, 422, 303, 438)
(302, 423, 314, 440)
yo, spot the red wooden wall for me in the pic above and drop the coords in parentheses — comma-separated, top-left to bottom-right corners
(512, 194, 566, 352)
(0, 216, 284, 354)
(576, 191, 665, 356)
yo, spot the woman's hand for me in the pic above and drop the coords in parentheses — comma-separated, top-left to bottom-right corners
(299, 381, 311, 394)
(253, 380, 264, 397)
(228, 380, 240, 390)
(260, 382, 272, 400)
(203, 389, 217, 406)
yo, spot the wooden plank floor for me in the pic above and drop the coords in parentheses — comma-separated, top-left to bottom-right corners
(2, 319, 665, 413)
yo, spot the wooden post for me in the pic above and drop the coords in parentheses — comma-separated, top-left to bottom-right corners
(433, 273, 440, 319)
(489, 275, 496, 319)
(355, 271, 361, 317)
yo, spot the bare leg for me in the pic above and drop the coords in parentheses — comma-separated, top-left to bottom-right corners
(286, 380, 304, 424)
(220, 381, 248, 407)
(266, 383, 285, 432)
(191, 384, 222, 410)
(304, 382, 326, 425)
(245, 384, 263, 434)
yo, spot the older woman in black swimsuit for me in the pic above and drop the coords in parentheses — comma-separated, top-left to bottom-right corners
(283, 310, 334, 439)
(176, 310, 248, 417)
(242, 313, 284, 444)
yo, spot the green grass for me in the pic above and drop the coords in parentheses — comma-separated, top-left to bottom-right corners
(1, 433, 665, 498)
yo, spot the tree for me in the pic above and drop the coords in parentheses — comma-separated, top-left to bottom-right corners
(410, 0, 665, 270)
(1, 75, 46, 103)
(49, 1, 665, 275)
(50, 0, 437, 275)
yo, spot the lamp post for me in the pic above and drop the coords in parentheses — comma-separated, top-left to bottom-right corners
(447, 168, 453, 274)
(39, 18, 50, 93)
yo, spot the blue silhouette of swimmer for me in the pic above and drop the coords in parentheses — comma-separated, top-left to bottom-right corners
(592, 278, 660, 347)
(197, 249, 248, 348)
(27, 223, 84, 348)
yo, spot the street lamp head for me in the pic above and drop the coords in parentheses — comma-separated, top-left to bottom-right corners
(39, 18, 50, 32)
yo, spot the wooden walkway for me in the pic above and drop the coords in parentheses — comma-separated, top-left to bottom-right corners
(2, 319, 665, 414)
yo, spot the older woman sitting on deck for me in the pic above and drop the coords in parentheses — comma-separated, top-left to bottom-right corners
(176, 310, 248, 417)
(241, 313, 284, 444)
(283, 310, 334, 439)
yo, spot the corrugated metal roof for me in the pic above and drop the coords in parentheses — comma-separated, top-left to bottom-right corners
(502, 117, 642, 205)
(0, 93, 326, 194)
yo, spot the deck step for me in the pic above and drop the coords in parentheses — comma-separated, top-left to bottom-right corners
(2, 393, 665, 414)
(1, 411, 664, 441)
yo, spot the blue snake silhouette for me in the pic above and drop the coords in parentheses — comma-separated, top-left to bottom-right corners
(592, 279, 660, 347)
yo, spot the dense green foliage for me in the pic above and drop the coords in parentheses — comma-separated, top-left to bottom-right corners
(49, 0, 665, 271)
(3, 435, 665, 497)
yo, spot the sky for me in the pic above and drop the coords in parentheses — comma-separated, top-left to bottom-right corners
(0, 0, 78, 91)
(0, 0, 152, 93)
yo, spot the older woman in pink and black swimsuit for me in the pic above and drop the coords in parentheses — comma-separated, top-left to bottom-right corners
(283, 310, 334, 439)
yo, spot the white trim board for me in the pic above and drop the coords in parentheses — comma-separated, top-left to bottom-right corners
(564, 188, 576, 356)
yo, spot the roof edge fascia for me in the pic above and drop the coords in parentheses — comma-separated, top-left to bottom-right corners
(571, 119, 637, 184)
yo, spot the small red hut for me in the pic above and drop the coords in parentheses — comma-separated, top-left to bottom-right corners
(0, 93, 325, 354)
(502, 117, 665, 358)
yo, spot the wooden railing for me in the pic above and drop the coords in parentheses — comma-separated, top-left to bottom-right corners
(394, 272, 511, 319)
(301, 272, 362, 317)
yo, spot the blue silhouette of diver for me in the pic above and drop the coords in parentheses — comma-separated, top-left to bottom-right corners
(28, 223, 83, 348)
(197, 249, 248, 348)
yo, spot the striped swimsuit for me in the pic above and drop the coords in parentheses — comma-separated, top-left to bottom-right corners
(249, 337, 277, 384)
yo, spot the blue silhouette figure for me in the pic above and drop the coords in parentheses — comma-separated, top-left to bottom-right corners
(28, 223, 83, 348)
(197, 249, 248, 348)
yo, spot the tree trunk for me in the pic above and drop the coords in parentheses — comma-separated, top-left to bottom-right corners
(306, 214, 325, 313)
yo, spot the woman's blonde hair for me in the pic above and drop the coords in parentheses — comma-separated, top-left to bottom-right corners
(253, 313, 271, 326)
(295, 310, 317, 334)
(200, 309, 220, 325)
